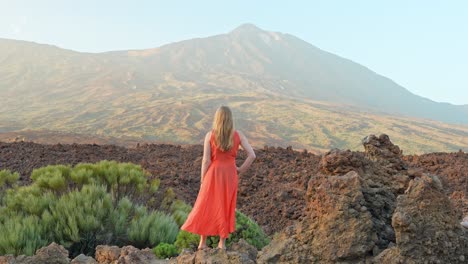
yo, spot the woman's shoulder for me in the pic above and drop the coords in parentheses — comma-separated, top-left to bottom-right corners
(234, 130, 244, 142)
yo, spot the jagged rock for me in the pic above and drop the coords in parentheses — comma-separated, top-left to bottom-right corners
(362, 134, 406, 171)
(71, 254, 98, 264)
(95, 245, 121, 264)
(94, 245, 165, 264)
(258, 171, 377, 263)
(117, 246, 158, 264)
(172, 240, 257, 264)
(319, 149, 367, 175)
(0, 255, 15, 264)
(30, 242, 70, 264)
(375, 174, 468, 263)
(3, 242, 71, 264)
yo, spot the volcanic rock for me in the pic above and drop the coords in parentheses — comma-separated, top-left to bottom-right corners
(375, 174, 468, 263)
(362, 134, 406, 172)
(172, 239, 257, 264)
(71, 254, 98, 264)
(2, 242, 71, 264)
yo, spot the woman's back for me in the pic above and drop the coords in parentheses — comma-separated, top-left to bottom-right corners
(210, 130, 240, 163)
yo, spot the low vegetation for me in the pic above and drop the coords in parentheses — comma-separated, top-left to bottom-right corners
(0, 162, 270, 259)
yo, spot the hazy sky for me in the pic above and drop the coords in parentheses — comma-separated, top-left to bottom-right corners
(1, 0, 467, 105)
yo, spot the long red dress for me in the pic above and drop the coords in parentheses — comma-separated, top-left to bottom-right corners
(181, 131, 240, 238)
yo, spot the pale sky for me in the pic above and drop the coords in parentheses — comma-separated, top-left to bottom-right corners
(0, 0, 467, 105)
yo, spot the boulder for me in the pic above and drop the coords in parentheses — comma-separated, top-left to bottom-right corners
(117, 246, 159, 264)
(376, 174, 468, 263)
(362, 134, 406, 171)
(319, 149, 366, 175)
(71, 254, 98, 264)
(0, 255, 15, 264)
(258, 171, 377, 263)
(31, 242, 70, 264)
(95, 245, 120, 263)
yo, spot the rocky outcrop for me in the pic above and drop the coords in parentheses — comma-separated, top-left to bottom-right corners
(319, 149, 367, 175)
(94, 245, 165, 264)
(258, 134, 468, 263)
(404, 150, 468, 215)
(375, 174, 468, 263)
(258, 171, 378, 263)
(172, 239, 257, 264)
(362, 134, 405, 170)
(0, 242, 70, 264)
(0, 243, 168, 264)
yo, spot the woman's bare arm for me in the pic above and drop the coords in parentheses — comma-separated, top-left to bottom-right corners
(200, 131, 212, 184)
(237, 131, 256, 174)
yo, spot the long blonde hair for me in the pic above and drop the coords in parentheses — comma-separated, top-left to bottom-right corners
(212, 106, 234, 151)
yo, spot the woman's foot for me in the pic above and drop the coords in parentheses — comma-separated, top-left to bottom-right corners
(217, 237, 226, 250)
(197, 245, 208, 250)
(198, 235, 208, 250)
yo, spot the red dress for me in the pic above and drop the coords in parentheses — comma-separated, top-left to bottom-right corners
(181, 131, 240, 238)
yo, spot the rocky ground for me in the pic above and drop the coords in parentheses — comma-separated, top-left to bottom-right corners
(0, 134, 467, 263)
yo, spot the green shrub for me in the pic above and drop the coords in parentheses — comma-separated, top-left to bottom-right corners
(0, 214, 48, 256)
(0, 162, 270, 258)
(153, 243, 178, 259)
(174, 210, 270, 251)
(149, 179, 160, 194)
(230, 211, 270, 250)
(0, 170, 19, 187)
(31, 165, 71, 193)
(160, 187, 176, 211)
(174, 230, 200, 251)
(4, 185, 56, 216)
(0, 162, 176, 257)
(128, 210, 179, 248)
(45, 184, 113, 249)
(170, 199, 191, 227)
(0, 170, 20, 203)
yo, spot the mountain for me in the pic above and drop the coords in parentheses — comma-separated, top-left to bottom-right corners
(0, 24, 467, 153)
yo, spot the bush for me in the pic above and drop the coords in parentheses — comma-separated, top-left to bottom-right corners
(0, 162, 270, 257)
(173, 210, 270, 251)
(0, 170, 19, 203)
(0, 214, 48, 256)
(230, 211, 270, 250)
(128, 210, 179, 248)
(174, 230, 200, 251)
(0, 162, 178, 257)
(0, 170, 19, 187)
(170, 199, 192, 227)
(153, 243, 178, 259)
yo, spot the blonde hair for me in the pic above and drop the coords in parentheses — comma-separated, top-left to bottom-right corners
(212, 106, 234, 151)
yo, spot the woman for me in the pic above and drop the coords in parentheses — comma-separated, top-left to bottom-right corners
(181, 106, 256, 250)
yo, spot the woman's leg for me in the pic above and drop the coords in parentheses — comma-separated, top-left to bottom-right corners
(217, 237, 226, 249)
(198, 235, 207, 249)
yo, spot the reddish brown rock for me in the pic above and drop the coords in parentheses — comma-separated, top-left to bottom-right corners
(258, 171, 378, 263)
(95, 245, 121, 264)
(375, 174, 468, 263)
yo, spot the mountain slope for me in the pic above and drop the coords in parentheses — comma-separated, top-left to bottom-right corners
(0, 25, 467, 153)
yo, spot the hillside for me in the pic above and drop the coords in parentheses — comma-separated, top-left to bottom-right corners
(0, 24, 467, 153)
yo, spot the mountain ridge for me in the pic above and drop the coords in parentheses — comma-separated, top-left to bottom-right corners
(0, 24, 467, 153)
